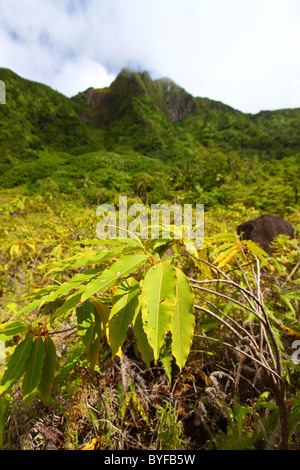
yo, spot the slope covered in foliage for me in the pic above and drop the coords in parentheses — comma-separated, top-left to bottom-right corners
(0, 67, 299, 214)
(0, 68, 92, 163)
(72, 67, 300, 160)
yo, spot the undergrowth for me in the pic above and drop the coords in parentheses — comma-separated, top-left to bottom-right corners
(0, 193, 299, 450)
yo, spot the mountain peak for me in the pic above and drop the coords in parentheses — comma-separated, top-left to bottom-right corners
(73, 68, 197, 127)
(2, 67, 298, 166)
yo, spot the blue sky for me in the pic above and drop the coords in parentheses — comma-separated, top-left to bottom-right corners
(0, 0, 299, 113)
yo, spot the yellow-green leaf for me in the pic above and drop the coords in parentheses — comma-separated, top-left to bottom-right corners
(217, 248, 239, 268)
(80, 254, 148, 303)
(133, 304, 153, 368)
(0, 335, 34, 395)
(46, 268, 102, 304)
(76, 300, 96, 349)
(109, 277, 140, 357)
(141, 262, 177, 362)
(91, 300, 110, 337)
(87, 335, 101, 371)
(51, 288, 84, 321)
(0, 321, 29, 342)
(171, 268, 195, 370)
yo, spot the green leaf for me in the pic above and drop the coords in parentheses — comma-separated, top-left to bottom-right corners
(47, 246, 136, 274)
(280, 294, 296, 316)
(76, 301, 103, 369)
(0, 335, 34, 395)
(212, 232, 237, 243)
(51, 288, 84, 322)
(215, 246, 239, 268)
(87, 335, 101, 371)
(80, 254, 149, 303)
(76, 300, 97, 349)
(289, 396, 300, 432)
(190, 250, 212, 279)
(232, 400, 253, 437)
(171, 268, 195, 371)
(160, 335, 173, 383)
(133, 304, 153, 368)
(65, 247, 125, 268)
(45, 268, 102, 304)
(109, 277, 140, 357)
(214, 242, 237, 255)
(0, 321, 29, 342)
(22, 336, 46, 406)
(40, 299, 65, 316)
(141, 262, 177, 362)
(92, 300, 110, 337)
(11, 298, 45, 319)
(79, 238, 143, 247)
(243, 240, 269, 265)
(22, 284, 59, 301)
(38, 336, 56, 404)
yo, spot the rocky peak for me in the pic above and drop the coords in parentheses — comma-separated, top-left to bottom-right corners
(81, 87, 100, 108)
(75, 68, 197, 126)
(155, 78, 197, 122)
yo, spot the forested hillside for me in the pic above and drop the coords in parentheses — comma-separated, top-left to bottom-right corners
(0, 67, 299, 451)
(1, 67, 299, 210)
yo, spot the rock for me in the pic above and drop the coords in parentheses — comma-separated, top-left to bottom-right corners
(237, 214, 294, 254)
(155, 77, 197, 122)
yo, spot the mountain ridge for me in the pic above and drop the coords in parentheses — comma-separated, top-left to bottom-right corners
(0, 66, 299, 211)
(1, 66, 300, 163)
(70, 67, 300, 159)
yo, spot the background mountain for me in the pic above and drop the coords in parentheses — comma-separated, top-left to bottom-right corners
(72, 67, 300, 159)
(0, 67, 299, 211)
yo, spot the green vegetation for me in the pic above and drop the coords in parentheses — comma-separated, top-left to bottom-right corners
(0, 67, 299, 450)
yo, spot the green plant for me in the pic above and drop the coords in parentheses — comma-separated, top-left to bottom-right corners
(0, 233, 195, 410)
(1, 219, 299, 450)
(155, 402, 184, 450)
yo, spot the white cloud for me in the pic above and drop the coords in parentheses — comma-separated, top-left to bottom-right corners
(0, 0, 299, 112)
(52, 58, 115, 96)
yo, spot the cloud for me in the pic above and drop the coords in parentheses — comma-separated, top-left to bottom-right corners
(52, 58, 115, 96)
(0, 0, 299, 112)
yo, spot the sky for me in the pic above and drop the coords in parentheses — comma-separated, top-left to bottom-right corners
(0, 0, 300, 113)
